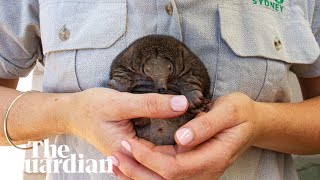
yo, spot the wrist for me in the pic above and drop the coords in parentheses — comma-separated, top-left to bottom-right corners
(251, 101, 271, 147)
(48, 92, 75, 135)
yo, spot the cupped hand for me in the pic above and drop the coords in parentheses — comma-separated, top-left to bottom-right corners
(114, 92, 262, 179)
(63, 88, 188, 162)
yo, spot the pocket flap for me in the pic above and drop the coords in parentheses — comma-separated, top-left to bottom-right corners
(40, 1, 127, 54)
(219, 4, 320, 64)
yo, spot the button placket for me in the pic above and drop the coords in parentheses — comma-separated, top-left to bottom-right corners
(156, 1, 182, 40)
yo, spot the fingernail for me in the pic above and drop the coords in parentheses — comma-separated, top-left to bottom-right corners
(176, 128, 194, 145)
(108, 156, 119, 167)
(171, 96, 188, 112)
(121, 140, 132, 153)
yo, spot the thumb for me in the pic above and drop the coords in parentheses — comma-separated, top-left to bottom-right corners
(112, 92, 188, 120)
(174, 105, 232, 146)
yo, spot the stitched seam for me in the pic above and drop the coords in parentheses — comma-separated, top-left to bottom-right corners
(255, 59, 268, 101)
(171, 0, 183, 40)
(124, 0, 128, 48)
(212, 5, 221, 99)
(74, 50, 83, 91)
(40, 1, 126, 9)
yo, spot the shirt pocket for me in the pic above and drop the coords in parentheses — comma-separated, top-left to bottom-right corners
(39, 0, 127, 92)
(216, 3, 320, 102)
(39, 0, 127, 54)
(219, 3, 319, 64)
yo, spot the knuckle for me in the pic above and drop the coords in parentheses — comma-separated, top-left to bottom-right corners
(144, 94, 160, 115)
(199, 115, 214, 138)
(224, 102, 240, 125)
(161, 162, 185, 179)
(105, 93, 125, 118)
(135, 151, 148, 163)
(162, 171, 178, 180)
(216, 157, 233, 174)
(112, 92, 138, 119)
(114, 104, 129, 120)
(122, 167, 135, 179)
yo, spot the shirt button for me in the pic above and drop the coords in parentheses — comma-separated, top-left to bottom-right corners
(59, 25, 70, 41)
(165, 3, 173, 16)
(274, 37, 282, 51)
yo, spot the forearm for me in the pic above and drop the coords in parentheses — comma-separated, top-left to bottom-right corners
(254, 96, 320, 155)
(0, 78, 19, 89)
(0, 86, 71, 145)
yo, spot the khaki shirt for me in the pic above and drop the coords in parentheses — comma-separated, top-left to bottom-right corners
(0, 0, 319, 179)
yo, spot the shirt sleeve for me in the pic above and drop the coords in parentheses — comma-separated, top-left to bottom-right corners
(290, 1, 320, 78)
(0, 0, 41, 79)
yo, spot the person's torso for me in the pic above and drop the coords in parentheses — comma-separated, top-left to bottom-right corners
(39, 0, 319, 179)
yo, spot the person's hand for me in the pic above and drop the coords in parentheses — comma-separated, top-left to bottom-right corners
(62, 88, 188, 167)
(113, 92, 261, 179)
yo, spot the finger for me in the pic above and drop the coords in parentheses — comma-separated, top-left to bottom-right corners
(136, 138, 180, 155)
(105, 158, 125, 179)
(118, 174, 133, 180)
(136, 138, 156, 148)
(115, 168, 135, 180)
(195, 112, 206, 117)
(174, 104, 235, 146)
(111, 92, 188, 120)
(111, 165, 133, 180)
(174, 144, 196, 153)
(126, 136, 244, 179)
(113, 152, 165, 180)
(175, 125, 252, 173)
(122, 139, 182, 179)
(107, 165, 131, 180)
(137, 137, 196, 155)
